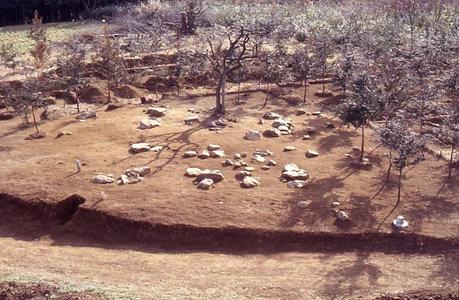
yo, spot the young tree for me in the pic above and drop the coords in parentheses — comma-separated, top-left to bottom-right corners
(311, 33, 334, 95)
(377, 119, 426, 230)
(57, 42, 89, 113)
(205, 26, 258, 115)
(29, 10, 50, 69)
(96, 32, 129, 103)
(333, 50, 357, 96)
(0, 41, 17, 69)
(337, 71, 382, 162)
(291, 46, 312, 105)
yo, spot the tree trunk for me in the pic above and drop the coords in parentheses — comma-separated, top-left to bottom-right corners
(107, 86, 111, 103)
(215, 72, 226, 115)
(76, 97, 80, 113)
(303, 79, 307, 105)
(322, 62, 326, 94)
(31, 107, 39, 132)
(360, 125, 365, 162)
(449, 143, 455, 179)
(385, 150, 392, 182)
(237, 82, 240, 103)
(261, 83, 269, 110)
(377, 166, 403, 231)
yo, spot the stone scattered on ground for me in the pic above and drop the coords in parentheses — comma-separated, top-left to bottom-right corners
(210, 150, 225, 158)
(222, 159, 233, 166)
(197, 178, 214, 190)
(76, 111, 97, 120)
(325, 122, 335, 128)
(352, 146, 361, 152)
(198, 150, 211, 159)
(263, 128, 281, 137)
(207, 144, 221, 151)
(130, 143, 151, 153)
(258, 118, 265, 125)
(26, 131, 46, 140)
(245, 166, 255, 172)
(184, 150, 198, 158)
(332, 201, 341, 207)
(125, 166, 150, 177)
(284, 146, 296, 152)
(272, 118, 294, 135)
(0, 111, 14, 120)
(306, 150, 320, 158)
(244, 130, 262, 140)
(252, 154, 266, 163)
(296, 109, 307, 116)
(254, 149, 273, 157)
(335, 210, 350, 221)
(235, 170, 252, 181)
(185, 167, 201, 177)
(261, 166, 270, 170)
(282, 163, 309, 181)
(287, 180, 307, 188)
(392, 215, 409, 229)
(312, 111, 322, 116)
(56, 131, 72, 138)
(117, 172, 143, 185)
(147, 107, 167, 117)
(302, 134, 311, 140)
(106, 103, 123, 112)
(40, 105, 66, 120)
(196, 169, 224, 182)
(242, 176, 260, 188)
(241, 152, 248, 158)
(207, 119, 227, 128)
(234, 153, 242, 159)
(91, 174, 115, 184)
(263, 111, 282, 120)
(184, 115, 200, 125)
(139, 118, 161, 129)
(306, 126, 317, 134)
(150, 145, 163, 152)
(297, 200, 311, 208)
(267, 160, 277, 166)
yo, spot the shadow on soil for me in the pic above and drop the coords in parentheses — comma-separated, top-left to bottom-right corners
(0, 193, 457, 256)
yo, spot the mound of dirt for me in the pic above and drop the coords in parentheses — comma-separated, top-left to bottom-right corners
(143, 76, 177, 93)
(113, 85, 138, 99)
(0, 282, 105, 299)
(77, 86, 107, 104)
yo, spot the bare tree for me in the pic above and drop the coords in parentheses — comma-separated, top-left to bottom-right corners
(29, 10, 50, 69)
(377, 119, 426, 230)
(205, 26, 258, 115)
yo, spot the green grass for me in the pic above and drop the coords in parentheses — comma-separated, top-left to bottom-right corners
(0, 21, 101, 54)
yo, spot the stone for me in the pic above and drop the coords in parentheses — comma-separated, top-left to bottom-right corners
(150, 145, 163, 152)
(91, 174, 115, 184)
(263, 111, 282, 120)
(325, 122, 335, 128)
(244, 167, 255, 172)
(207, 144, 221, 151)
(336, 210, 349, 221)
(287, 180, 307, 188)
(126, 166, 150, 176)
(267, 160, 277, 166)
(297, 201, 311, 208)
(117, 172, 143, 185)
(241, 152, 248, 158)
(278, 125, 291, 133)
(40, 105, 65, 120)
(352, 146, 361, 152)
(139, 118, 161, 129)
(244, 130, 262, 141)
(222, 159, 233, 166)
(211, 150, 225, 158)
(185, 167, 201, 177)
(235, 170, 252, 181)
(106, 103, 123, 111)
(184, 115, 200, 125)
(258, 118, 265, 125)
(312, 111, 322, 116)
(234, 153, 242, 160)
(296, 109, 307, 116)
(198, 150, 211, 159)
(56, 131, 71, 138)
(197, 178, 214, 190)
(184, 150, 198, 158)
(147, 107, 167, 117)
(392, 215, 409, 228)
(272, 118, 293, 129)
(254, 149, 273, 157)
(252, 154, 266, 163)
(282, 169, 309, 181)
(76, 111, 97, 120)
(306, 150, 319, 158)
(283, 163, 300, 172)
(284, 146, 296, 152)
(302, 134, 311, 140)
(242, 176, 260, 188)
(130, 143, 150, 153)
(306, 126, 317, 134)
(0, 111, 14, 120)
(25, 131, 46, 140)
(261, 166, 270, 170)
(332, 201, 341, 207)
(196, 169, 224, 182)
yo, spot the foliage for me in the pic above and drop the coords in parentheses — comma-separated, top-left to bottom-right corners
(29, 11, 50, 69)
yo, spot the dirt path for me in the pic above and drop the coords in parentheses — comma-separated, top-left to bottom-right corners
(0, 236, 457, 299)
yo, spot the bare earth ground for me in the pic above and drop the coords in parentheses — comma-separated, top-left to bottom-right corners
(0, 82, 458, 298)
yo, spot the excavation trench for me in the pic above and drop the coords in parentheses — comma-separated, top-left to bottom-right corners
(0, 193, 458, 254)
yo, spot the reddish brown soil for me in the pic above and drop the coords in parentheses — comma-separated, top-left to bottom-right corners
(0, 282, 105, 299)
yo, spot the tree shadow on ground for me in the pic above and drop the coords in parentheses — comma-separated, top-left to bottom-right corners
(318, 251, 383, 298)
(280, 176, 344, 228)
(317, 130, 357, 153)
